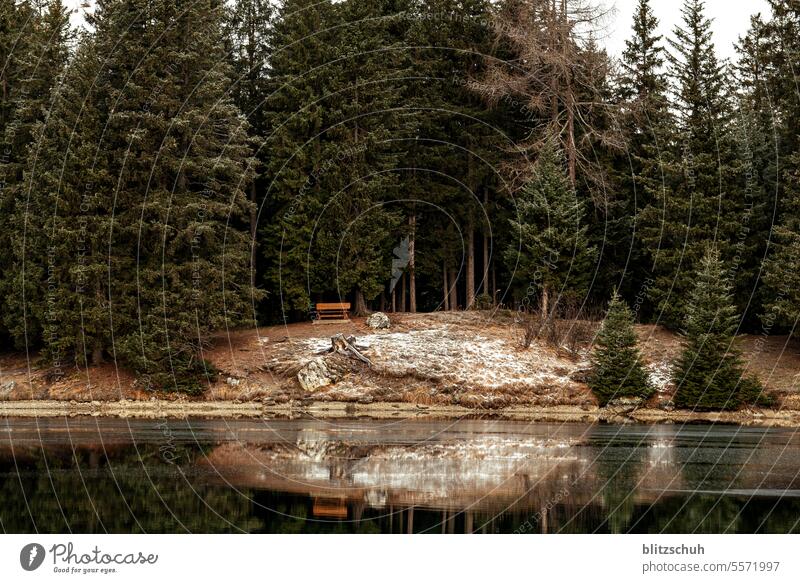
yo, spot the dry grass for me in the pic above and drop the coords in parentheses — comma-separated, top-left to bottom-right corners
(3, 311, 800, 407)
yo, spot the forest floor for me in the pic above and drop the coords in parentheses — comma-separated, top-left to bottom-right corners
(2, 310, 800, 424)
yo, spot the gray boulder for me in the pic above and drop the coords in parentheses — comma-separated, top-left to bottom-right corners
(366, 312, 390, 329)
(297, 357, 334, 392)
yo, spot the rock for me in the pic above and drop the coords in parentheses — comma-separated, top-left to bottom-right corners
(366, 312, 390, 329)
(0, 381, 16, 398)
(658, 398, 675, 412)
(606, 396, 645, 410)
(600, 397, 645, 420)
(297, 357, 335, 392)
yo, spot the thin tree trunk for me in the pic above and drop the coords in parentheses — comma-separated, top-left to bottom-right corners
(492, 261, 497, 305)
(550, 0, 558, 122)
(379, 291, 386, 312)
(482, 190, 490, 299)
(443, 262, 449, 311)
(561, 0, 577, 188)
(567, 88, 576, 188)
(542, 285, 550, 318)
(409, 213, 416, 313)
(391, 286, 396, 312)
(466, 224, 475, 309)
(91, 346, 104, 367)
(400, 272, 406, 313)
(249, 180, 257, 290)
(449, 268, 458, 311)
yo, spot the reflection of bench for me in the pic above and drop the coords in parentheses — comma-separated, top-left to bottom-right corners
(313, 302, 350, 324)
(312, 497, 348, 519)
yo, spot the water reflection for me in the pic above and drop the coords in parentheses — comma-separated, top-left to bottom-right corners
(1, 417, 799, 533)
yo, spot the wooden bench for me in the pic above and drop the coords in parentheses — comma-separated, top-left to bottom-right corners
(313, 302, 350, 323)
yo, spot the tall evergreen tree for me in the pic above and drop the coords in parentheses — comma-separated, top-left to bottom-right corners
(638, 0, 748, 328)
(753, 2, 800, 334)
(1, 0, 72, 348)
(261, 0, 337, 317)
(315, 0, 411, 315)
(405, 0, 501, 311)
(504, 143, 597, 315)
(589, 291, 652, 406)
(0, 0, 37, 345)
(614, 0, 669, 309)
(224, 0, 272, 293)
(673, 248, 763, 410)
(21, 0, 258, 391)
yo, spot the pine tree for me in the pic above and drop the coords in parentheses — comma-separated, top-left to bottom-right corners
(6, 23, 108, 369)
(749, 3, 800, 333)
(1, 0, 73, 349)
(0, 0, 37, 345)
(673, 248, 764, 410)
(224, 0, 273, 293)
(261, 0, 337, 316)
(638, 0, 747, 328)
(405, 0, 500, 311)
(504, 143, 597, 315)
(315, 0, 411, 315)
(613, 0, 669, 309)
(21, 0, 258, 391)
(589, 291, 652, 406)
(763, 158, 800, 331)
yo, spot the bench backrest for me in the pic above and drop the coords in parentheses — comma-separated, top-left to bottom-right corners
(316, 302, 351, 311)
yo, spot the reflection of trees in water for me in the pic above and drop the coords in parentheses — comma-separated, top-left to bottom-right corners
(2, 426, 800, 533)
(0, 446, 262, 533)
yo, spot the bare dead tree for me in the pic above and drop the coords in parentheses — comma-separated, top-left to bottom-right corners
(470, 0, 623, 194)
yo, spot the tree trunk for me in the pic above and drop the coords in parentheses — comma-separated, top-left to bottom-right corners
(391, 286, 396, 312)
(466, 224, 475, 309)
(354, 289, 368, 316)
(482, 190, 490, 299)
(443, 262, 449, 311)
(400, 272, 406, 312)
(542, 285, 550, 318)
(249, 180, 257, 290)
(567, 88, 576, 188)
(409, 213, 416, 312)
(491, 261, 497, 305)
(91, 345, 104, 366)
(379, 291, 386, 312)
(562, 0, 577, 189)
(448, 268, 458, 311)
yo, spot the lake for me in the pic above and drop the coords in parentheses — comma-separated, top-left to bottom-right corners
(1, 416, 799, 533)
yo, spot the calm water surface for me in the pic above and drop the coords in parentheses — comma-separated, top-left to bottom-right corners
(1, 416, 799, 533)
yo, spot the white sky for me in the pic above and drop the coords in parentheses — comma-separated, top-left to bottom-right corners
(66, 0, 768, 62)
(603, 0, 771, 61)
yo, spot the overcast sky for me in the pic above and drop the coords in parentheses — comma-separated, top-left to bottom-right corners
(603, 0, 770, 61)
(65, 0, 770, 63)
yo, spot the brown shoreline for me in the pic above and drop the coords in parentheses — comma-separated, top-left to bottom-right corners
(1, 399, 800, 427)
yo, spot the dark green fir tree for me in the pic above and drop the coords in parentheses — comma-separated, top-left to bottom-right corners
(261, 0, 337, 317)
(589, 291, 652, 406)
(673, 248, 764, 410)
(614, 0, 670, 310)
(505, 143, 597, 316)
(1, 0, 73, 349)
(21, 0, 259, 391)
(638, 0, 746, 328)
(224, 0, 273, 293)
